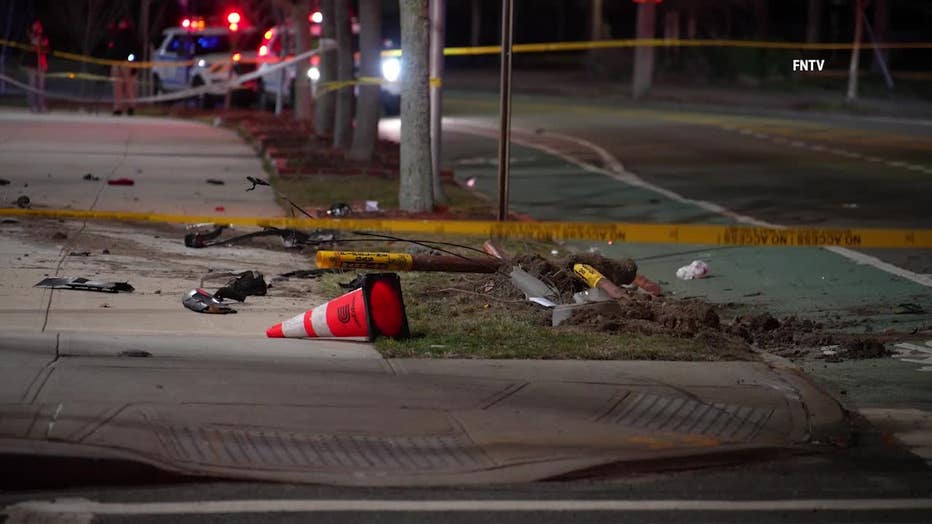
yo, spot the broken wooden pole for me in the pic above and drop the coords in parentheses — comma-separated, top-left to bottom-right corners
(316, 250, 501, 273)
(573, 263, 625, 299)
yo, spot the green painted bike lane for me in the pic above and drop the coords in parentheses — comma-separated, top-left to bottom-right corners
(446, 133, 930, 329)
(443, 127, 932, 415)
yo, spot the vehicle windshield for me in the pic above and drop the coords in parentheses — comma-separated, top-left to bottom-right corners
(194, 34, 231, 54)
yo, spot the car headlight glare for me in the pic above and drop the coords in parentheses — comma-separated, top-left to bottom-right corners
(381, 57, 401, 82)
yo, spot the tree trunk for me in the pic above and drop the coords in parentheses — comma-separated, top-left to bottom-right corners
(313, 0, 336, 136)
(469, 0, 481, 46)
(590, 0, 603, 40)
(398, 0, 433, 212)
(292, 0, 313, 122)
(348, 0, 382, 162)
(871, 0, 889, 73)
(0, 0, 17, 95)
(429, 0, 447, 204)
(632, 1, 656, 99)
(332, 0, 354, 149)
(139, 0, 151, 97)
(806, 0, 823, 42)
(846, 0, 864, 101)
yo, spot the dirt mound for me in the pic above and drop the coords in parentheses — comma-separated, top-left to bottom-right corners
(567, 294, 719, 336)
(841, 338, 892, 359)
(513, 253, 637, 300)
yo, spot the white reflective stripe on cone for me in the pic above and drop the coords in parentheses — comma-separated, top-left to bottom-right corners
(310, 304, 333, 337)
(281, 312, 309, 338)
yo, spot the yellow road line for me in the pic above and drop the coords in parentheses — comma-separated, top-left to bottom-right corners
(1, 208, 930, 248)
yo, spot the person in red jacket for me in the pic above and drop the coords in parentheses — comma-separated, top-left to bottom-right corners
(21, 19, 49, 113)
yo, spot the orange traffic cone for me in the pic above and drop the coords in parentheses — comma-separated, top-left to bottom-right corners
(266, 273, 409, 341)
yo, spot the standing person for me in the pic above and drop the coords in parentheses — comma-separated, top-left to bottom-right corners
(21, 19, 49, 113)
(107, 17, 139, 116)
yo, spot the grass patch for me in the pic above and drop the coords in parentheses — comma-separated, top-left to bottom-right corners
(312, 269, 751, 361)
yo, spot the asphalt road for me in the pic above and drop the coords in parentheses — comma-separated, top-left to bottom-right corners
(3, 428, 930, 523)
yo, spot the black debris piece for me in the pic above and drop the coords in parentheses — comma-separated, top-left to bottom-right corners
(0, 178, 9, 185)
(206, 179, 225, 185)
(1, 218, 19, 224)
(82, 173, 100, 181)
(184, 224, 228, 247)
(245, 176, 270, 191)
(16, 196, 30, 209)
(68, 251, 91, 257)
(279, 269, 333, 280)
(34, 277, 134, 293)
(102, 249, 111, 255)
(214, 271, 268, 302)
(896, 303, 926, 315)
(339, 274, 366, 290)
(183, 288, 236, 314)
(52, 232, 67, 240)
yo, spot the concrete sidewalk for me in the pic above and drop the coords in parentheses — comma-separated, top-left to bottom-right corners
(0, 330, 846, 486)
(0, 109, 360, 349)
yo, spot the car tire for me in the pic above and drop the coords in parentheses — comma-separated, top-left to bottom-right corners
(152, 74, 169, 105)
(191, 76, 213, 110)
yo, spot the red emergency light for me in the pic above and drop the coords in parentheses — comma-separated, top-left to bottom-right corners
(226, 11, 243, 31)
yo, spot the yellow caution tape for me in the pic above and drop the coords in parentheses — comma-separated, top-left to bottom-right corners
(573, 264, 605, 288)
(379, 38, 932, 57)
(2, 208, 931, 249)
(45, 71, 115, 82)
(7, 37, 931, 70)
(316, 250, 414, 270)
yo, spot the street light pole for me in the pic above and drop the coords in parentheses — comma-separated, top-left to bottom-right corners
(496, 0, 514, 222)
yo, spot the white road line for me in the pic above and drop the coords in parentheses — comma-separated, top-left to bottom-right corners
(823, 247, 932, 287)
(6, 498, 932, 516)
(450, 122, 931, 288)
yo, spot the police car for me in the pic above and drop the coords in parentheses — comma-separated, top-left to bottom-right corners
(256, 10, 401, 113)
(151, 16, 261, 107)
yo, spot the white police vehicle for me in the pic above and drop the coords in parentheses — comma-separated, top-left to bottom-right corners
(151, 21, 261, 107)
(256, 16, 401, 113)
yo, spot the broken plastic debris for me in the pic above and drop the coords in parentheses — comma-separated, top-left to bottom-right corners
(573, 287, 613, 304)
(34, 277, 134, 293)
(183, 288, 236, 314)
(365, 200, 379, 212)
(214, 271, 267, 302)
(466, 177, 477, 188)
(82, 173, 100, 181)
(107, 178, 135, 186)
(327, 203, 352, 217)
(510, 267, 559, 308)
(214, 206, 225, 212)
(676, 260, 711, 280)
